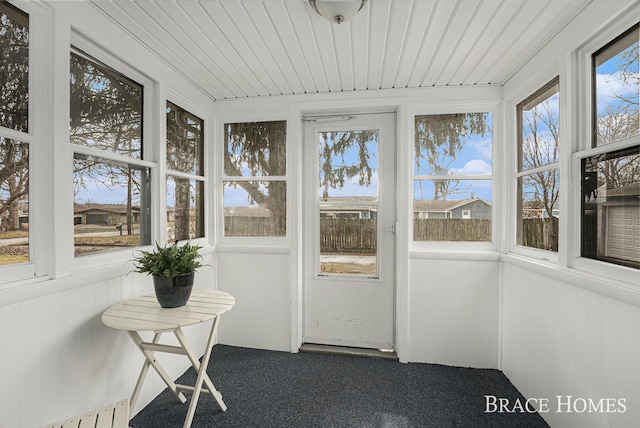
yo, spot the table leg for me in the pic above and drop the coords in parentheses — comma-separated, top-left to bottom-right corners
(182, 316, 226, 428)
(173, 327, 225, 408)
(127, 331, 187, 409)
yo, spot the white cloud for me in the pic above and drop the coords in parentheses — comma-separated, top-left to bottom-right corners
(595, 72, 639, 113)
(450, 159, 492, 175)
(466, 137, 492, 161)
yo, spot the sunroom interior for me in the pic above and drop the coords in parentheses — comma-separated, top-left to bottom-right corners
(0, 0, 638, 427)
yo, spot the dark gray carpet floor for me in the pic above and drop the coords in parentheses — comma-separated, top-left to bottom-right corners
(129, 345, 549, 428)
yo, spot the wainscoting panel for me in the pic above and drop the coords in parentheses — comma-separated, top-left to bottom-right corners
(0, 255, 216, 428)
(408, 257, 500, 368)
(501, 262, 640, 428)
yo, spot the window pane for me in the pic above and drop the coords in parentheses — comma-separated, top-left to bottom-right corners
(581, 146, 640, 269)
(519, 81, 560, 171)
(223, 180, 286, 237)
(0, 138, 28, 264)
(517, 170, 560, 252)
(73, 154, 151, 256)
(167, 176, 203, 241)
(413, 179, 492, 241)
(166, 102, 203, 175)
(593, 25, 639, 147)
(70, 51, 143, 158)
(0, 2, 29, 132)
(318, 129, 378, 199)
(224, 121, 286, 177)
(414, 113, 492, 176)
(319, 207, 377, 275)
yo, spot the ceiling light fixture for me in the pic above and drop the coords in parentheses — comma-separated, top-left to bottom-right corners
(309, 0, 368, 25)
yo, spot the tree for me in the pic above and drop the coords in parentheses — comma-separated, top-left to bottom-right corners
(521, 98, 560, 220)
(414, 113, 489, 200)
(166, 104, 203, 240)
(318, 130, 376, 199)
(224, 121, 287, 236)
(70, 52, 143, 236)
(0, 4, 29, 231)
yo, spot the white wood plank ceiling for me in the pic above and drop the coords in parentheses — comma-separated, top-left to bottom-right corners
(87, 0, 592, 101)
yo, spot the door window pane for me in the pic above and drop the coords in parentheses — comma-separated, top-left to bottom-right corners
(0, 2, 28, 132)
(318, 129, 379, 275)
(70, 51, 143, 158)
(318, 130, 378, 199)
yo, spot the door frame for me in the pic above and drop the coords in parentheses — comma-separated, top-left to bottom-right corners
(302, 112, 397, 349)
(288, 97, 412, 362)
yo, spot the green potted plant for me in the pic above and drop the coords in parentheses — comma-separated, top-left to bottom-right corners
(132, 241, 203, 308)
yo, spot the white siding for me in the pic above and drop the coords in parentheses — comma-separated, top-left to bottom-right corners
(502, 262, 640, 428)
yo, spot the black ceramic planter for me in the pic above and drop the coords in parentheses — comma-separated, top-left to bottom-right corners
(153, 272, 195, 308)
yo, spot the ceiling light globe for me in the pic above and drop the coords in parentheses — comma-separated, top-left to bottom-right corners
(309, 0, 368, 25)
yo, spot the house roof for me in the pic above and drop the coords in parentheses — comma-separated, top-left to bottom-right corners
(413, 198, 490, 213)
(74, 204, 140, 214)
(77, 0, 591, 101)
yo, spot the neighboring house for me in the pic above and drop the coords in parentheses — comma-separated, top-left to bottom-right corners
(413, 198, 491, 220)
(598, 183, 640, 264)
(319, 197, 378, 220)
(224, 205, 273, 218)
(74, 204, 141, 226)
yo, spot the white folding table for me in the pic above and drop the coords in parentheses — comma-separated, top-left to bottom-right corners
(101, 289, 235, 428)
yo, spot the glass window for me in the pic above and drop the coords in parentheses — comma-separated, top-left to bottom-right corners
(516, 78, 560, 252)
(0, 2, 29, 133)
(166, 102, 204, 241)
(592, 25, 639, 147)
(70, 51, 143, 158)
(580, 25, 639, 270)
(581, 147, 639, 269)
(223, 121, 287, 237)
(70, 48, 150, 256)
(413, 113, 492, 242)
(0, 4, 29, 266)
(0, 138, 29, 265)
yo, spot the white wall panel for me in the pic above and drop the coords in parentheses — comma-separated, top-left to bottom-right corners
(502, 262, 640, 428)
(215, 251, 291, 352)
(0, 261, 217, 428)
(408, 257, 500, 368)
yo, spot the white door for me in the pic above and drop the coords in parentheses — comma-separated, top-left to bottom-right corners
(303, 113, 396, 349)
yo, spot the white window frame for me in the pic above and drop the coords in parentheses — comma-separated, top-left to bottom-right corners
(512, 77, 561, 262)
(216, 112, 289, 248)
(164, 90, 210, 248)
(410, 102, 500, 253)
(68, 34, 158, 274)
(568, 16, 640, 285)
(0, 1, 53, 285)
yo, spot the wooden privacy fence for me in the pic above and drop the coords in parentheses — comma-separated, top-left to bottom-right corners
(320, 218, 377, 253)
(413, 218, 492, 242)
(521, 217, 559, 251)
(225, 216, 557, 249)
(224, 216, 274, 236)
